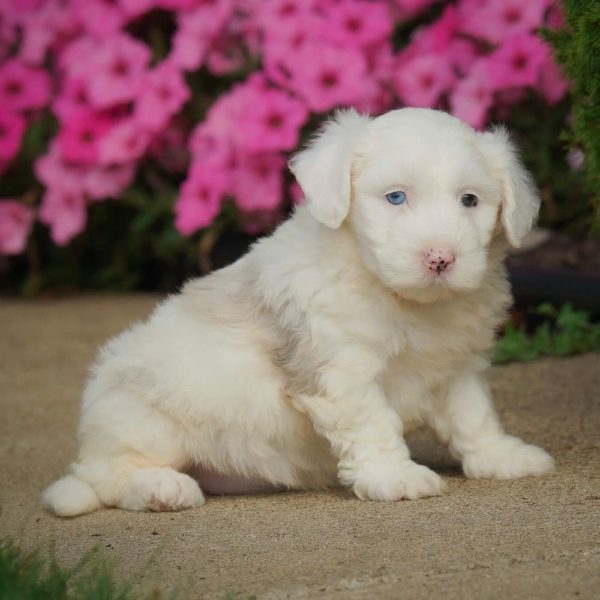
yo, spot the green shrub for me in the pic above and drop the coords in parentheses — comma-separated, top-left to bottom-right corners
(545, 0, 600, 228)
(493, 303, 600, 364)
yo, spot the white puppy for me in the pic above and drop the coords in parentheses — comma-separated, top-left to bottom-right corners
(43, 108, 554, 517)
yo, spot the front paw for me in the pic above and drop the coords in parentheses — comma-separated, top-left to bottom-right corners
(462, 435, 555, 480)
(352, 460, 446, 502)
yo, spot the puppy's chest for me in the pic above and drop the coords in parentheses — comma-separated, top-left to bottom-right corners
(384, 303, 496, 381)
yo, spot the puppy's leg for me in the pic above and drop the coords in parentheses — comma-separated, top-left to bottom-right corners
(432, 370, 554, 479)
(297, 370, 446, 502)
(113, 466, 205, 512)
(45, 388, 205, 516)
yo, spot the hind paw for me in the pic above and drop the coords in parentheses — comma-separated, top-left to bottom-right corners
(122, 467, 205, 512)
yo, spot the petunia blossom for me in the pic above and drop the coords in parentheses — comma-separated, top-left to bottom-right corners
(35, 141, 89, 196)
(170, 1, 233, 71)
(72, 0, 127, 39)
(0, 110, 26, 162)
(14, 0, 80, 66)
(0, 200, 35, 255)
(537, 58, 569, 104)
(322, 0, 392, 48)
(97, 119, 151, 165)
(450, 60, 494, 129)
(458, 0, 549, 45)
(0, 59, 51, 112)
(39, 187, 87, 246)
(83, 163, 137, 201)
(394, 53, 455, 108)
(134, 62, 190, 132)
(52, 79, 92, 122)
(235, 88, 308, 153)
(85, 33, 151, 108)
(287, 43, 368, 112)
(58, 112, 113, 164)
(174, 160, 228, 234)
(486, 33, 550, 91)
(231, 153, 285, 212)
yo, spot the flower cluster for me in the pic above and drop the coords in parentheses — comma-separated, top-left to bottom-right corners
(0, 0, 568, 255)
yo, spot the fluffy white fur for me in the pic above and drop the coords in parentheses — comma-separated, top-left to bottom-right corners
(43, 108, 554, 517)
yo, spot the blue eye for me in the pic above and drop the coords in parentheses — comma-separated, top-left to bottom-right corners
(385, 191, 407, 205)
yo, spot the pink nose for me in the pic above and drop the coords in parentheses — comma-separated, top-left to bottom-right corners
(424, 247, 455, 274)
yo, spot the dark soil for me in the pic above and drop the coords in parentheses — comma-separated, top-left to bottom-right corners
(508, 233, 600, 275)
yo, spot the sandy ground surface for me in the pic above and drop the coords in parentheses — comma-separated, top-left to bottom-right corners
(0, 295, 599, 599)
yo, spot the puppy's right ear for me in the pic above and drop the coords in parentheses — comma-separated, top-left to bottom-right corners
(289, 109, 372, 229)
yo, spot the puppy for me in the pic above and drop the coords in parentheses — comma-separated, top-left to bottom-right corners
(43, 108, 554, 516)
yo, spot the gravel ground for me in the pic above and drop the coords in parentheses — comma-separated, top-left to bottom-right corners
(1, 295, 599, 599)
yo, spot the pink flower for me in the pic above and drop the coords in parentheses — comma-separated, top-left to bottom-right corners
(231, 153, 285, 212)
(188, 121, 232, 167)
(0, 59, 51, 112)
(287, 43, 368, 112)
(445, 39, 479, 75)
(0, 200, 35, 255)
(0, 111, 26, 162)
(120, 0, 156, 19)
(394, 54, 455, 108)
(52, 79, 92, 122)
(537, 58, 569, 104)
(486, 34, 550, 90)
(85, 33, 151, 108)
(192, 79, 257, 150)
(39, 187, 87, 246)
(288, 181, 304, 205)
(206, 35, 247, 76)
(170, 1, 233, 71)
(72, 0, 127, 39)
(237, 207, 284, 236)
(458, 0, 549, 44)
(134, 62, 190, 131)
(36, 142, 135, 202)
(254, 0, 319, 34)
(148, 120, 189, 172)
(35, 141, 89, 196)
(322, 0, 392, 48)
(393, 0, 440, 19)
(0, 14, 17, 64)
(83, 163, 136, 200)
(98, 119, 152, 165)
(545, 0, 564, 30)
(58, 37, 98, 79)
(15, 0, 80, 66)
(174, 160, 227, 234)
(157, 0, 200, 9)
(450, 61, 493, 129)
(58, 112, 113, 165)
(410, 4, 458, 53)
(236, 88, 308, 153)
(262, 16, 321, 87)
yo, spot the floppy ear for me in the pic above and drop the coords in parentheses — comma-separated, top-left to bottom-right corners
(478, 126, 541, 247)
(289, 109, 372, 229)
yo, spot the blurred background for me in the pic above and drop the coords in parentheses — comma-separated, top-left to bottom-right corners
(0, 0, 598, 360)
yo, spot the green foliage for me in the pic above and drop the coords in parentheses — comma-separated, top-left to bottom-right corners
(493, 303, 600, 364)
(0, 538, 135, 600)
(545, 0, 600, 228)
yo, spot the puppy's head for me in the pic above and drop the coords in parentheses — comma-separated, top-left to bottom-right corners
(290, 108, 539, 302)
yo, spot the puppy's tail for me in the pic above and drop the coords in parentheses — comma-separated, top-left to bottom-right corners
(42, 475, 103, 517)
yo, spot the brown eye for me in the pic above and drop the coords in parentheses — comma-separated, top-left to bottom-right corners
(461, 193, 478, 207)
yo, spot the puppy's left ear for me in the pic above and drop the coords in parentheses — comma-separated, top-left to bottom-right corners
(289, 109, 372, 229)
(478, 126, 540, 247)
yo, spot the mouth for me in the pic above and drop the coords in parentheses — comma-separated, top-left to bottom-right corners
(423, 269, 452, 286)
